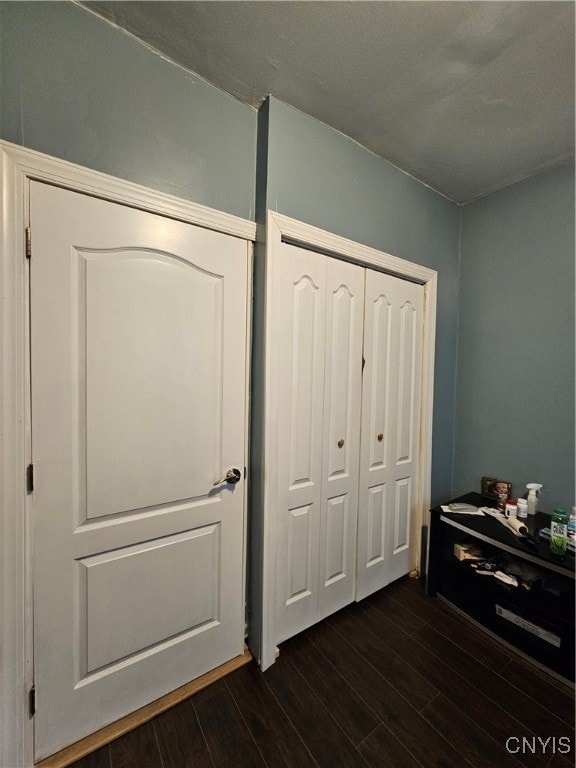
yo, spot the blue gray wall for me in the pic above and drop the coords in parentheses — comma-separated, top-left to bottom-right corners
(0, 1, 256, 219)
(262, 98, 461, 504)
(4, 2, 571, 512)
(454, 164, 575, 512)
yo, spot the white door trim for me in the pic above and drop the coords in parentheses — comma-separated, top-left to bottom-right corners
(0, 140, 256, 768)
(256, 210, 437, 670)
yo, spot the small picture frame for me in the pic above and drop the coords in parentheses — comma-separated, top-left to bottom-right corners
(482, 476, 512, 500)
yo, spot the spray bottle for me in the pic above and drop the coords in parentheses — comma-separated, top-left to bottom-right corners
(526, 483, 542, 515)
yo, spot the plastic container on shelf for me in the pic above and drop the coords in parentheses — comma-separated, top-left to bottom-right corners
(505, 500, 518, 518)
(550, 508, 568, 555)
(568, 508, 576, 536)
(517, 499, 528, 519)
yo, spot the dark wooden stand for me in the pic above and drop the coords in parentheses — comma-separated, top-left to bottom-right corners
(426, 492, 575, 682)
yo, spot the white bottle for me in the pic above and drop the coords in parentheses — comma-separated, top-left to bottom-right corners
(505, 500, 517, 519)
(526, 483, 542, 515)
(517, 498, 528, 519)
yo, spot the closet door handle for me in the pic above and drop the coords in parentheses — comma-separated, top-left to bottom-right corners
(337, 438, 345, 448)
(377, 433, 384, 442)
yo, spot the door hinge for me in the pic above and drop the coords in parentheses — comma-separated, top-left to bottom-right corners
(26, 464, 34, 493)
(29, 686, 36, 716)
(25, 227, 31, 259)
(362, 356, 366, 373)
(244, 466, 247, 479)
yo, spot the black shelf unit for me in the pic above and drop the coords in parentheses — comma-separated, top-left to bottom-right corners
(426, 493, 575, 682)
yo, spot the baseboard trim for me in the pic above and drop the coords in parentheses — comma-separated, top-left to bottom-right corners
(35, 649, 253, 768)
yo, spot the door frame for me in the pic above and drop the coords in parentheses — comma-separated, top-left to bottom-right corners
(251, 210, 437, 670)
(0, 140, 256, 768)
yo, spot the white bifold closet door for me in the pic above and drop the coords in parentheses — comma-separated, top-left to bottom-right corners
(275, 244, 364, 643)
(272, 242, 424, 645)
(356, 269, 424, 600)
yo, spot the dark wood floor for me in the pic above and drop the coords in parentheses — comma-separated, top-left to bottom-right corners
(72, 577, 574, 768)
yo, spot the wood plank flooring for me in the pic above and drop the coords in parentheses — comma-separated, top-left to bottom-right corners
(69, 577, 574, 768)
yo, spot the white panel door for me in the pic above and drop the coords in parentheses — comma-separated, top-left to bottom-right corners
(30, 182, 249, 760)
(274, 246, 363, 641)
(356, 269, 424, 600)
(317, 258, 364, 620)
(275, 244, 326, 643)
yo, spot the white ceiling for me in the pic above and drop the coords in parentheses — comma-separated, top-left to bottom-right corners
(82, 1, 575, 203)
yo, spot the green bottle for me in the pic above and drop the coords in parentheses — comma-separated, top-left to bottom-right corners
(550, 508, 568, 555)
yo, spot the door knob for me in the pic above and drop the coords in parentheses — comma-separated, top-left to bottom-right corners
(337, 438, 345, 448)
(377, 433, 384, 442)
(213, 468, 242, 486)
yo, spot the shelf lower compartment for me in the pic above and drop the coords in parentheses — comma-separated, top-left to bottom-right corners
(437, 556, 574, 681)
(428, 497, 575, 683)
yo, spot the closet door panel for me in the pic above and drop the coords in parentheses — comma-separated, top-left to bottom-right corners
(275, 244, 326, 643)
(366, 292, 393, 472)
(393, 477, 411, 553)
(366, 483, 386, 567)
(386, 283, 422, 584)
(323, 494, 348, 585)
(356, 271, 423, 599)
(285, 504, 315, 603)
(396, 300, 419, 465)
(318, 258, 364, 620)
